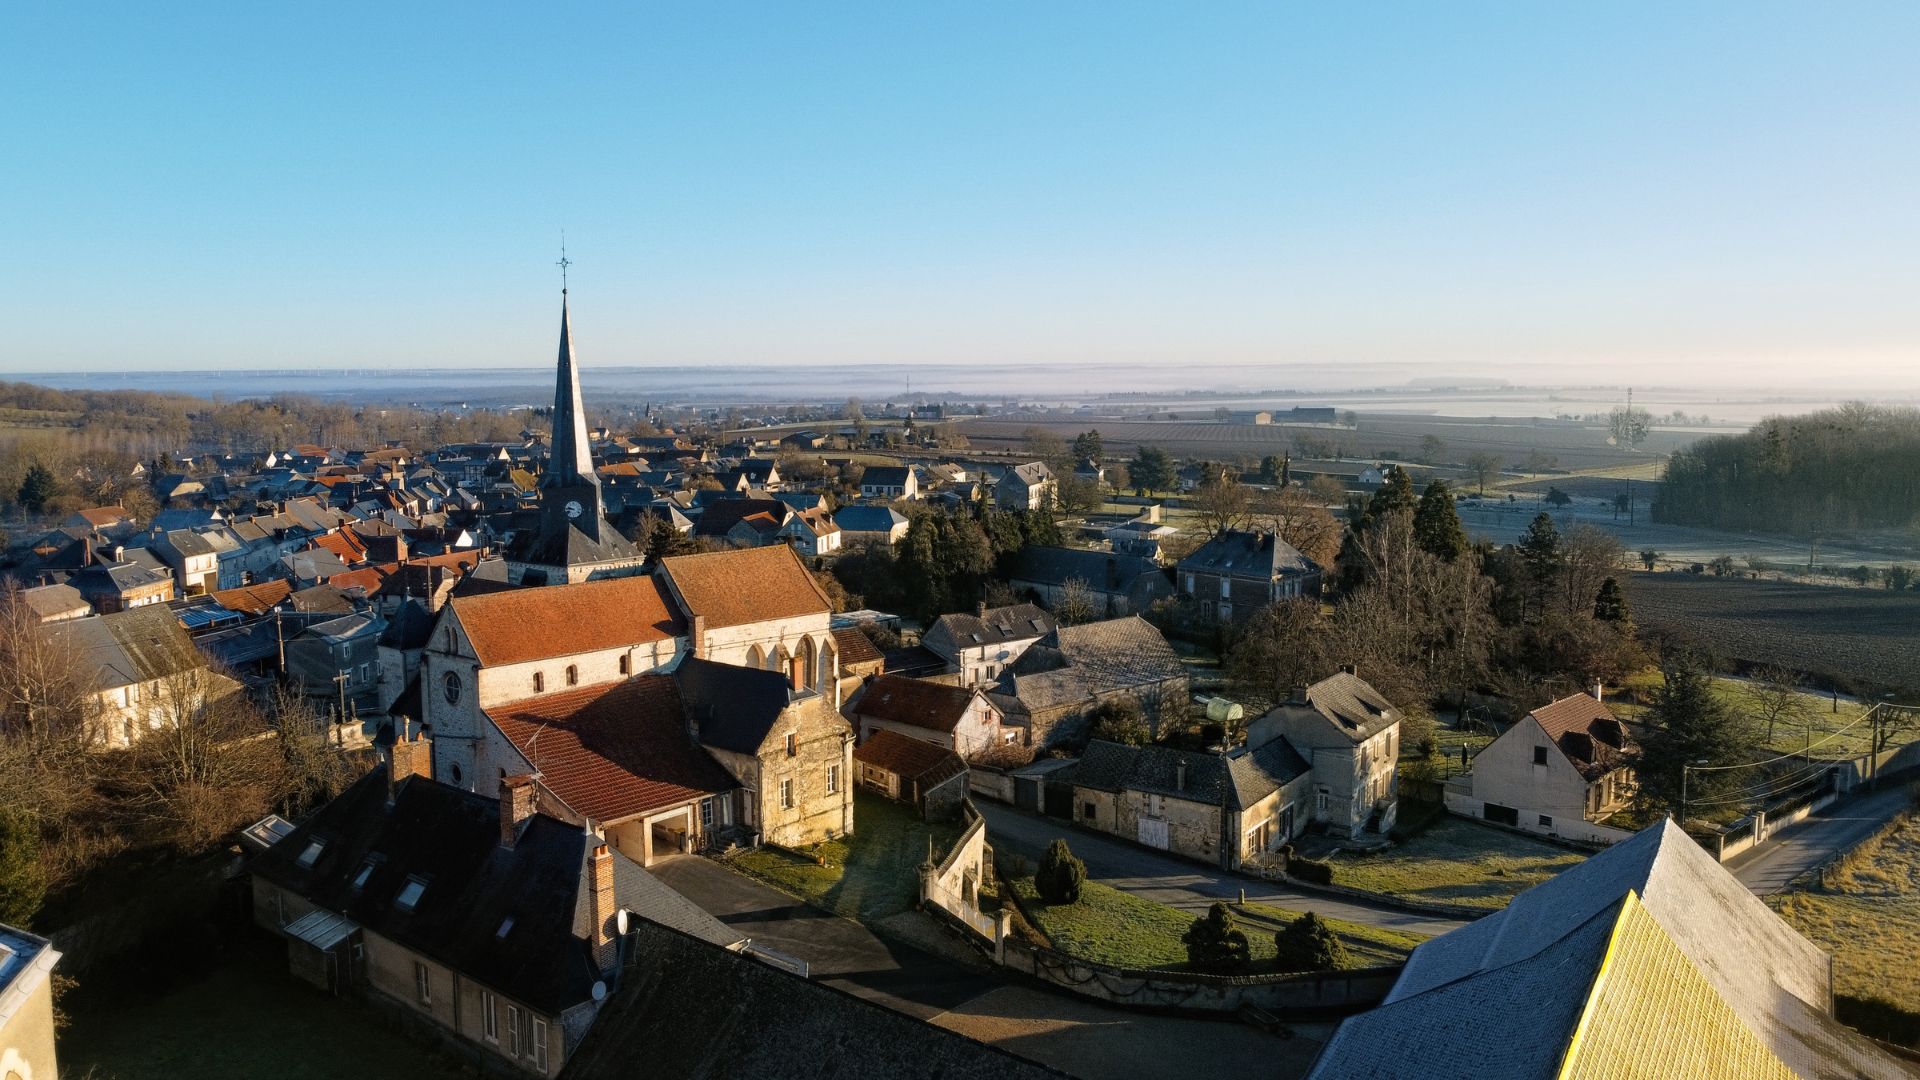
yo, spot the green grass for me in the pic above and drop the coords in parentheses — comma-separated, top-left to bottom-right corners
(1325, 817, 1586, 910)
(1771, 808, 1920, 1016)
(1008, 878, 1426, 971)
(728, 791, 962, 922)
(64, 936, 466, 1080)
(1609, 672, 1884, 758)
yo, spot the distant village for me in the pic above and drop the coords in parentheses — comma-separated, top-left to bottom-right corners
(0, 294, 1912, 1080)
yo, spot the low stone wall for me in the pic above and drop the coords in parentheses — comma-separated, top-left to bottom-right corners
(999, 938, 1399, 1016)
(1716, 791, 1839, 863)
(920, 801, 1006, 948)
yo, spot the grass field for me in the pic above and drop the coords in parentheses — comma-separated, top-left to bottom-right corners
(728, 791, 962, 922)
(1608, 671, 1884, 758)
(64, 935, 466, 1080)
(1771, 808, 1920, 1017)
(1325, 817, 1587, 910)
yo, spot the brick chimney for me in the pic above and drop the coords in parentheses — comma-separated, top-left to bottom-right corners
(386, 731, 431, 804)
(499, 775, 536, 849)
(589, 844, 618, 974)
(690, 614, 707, 660)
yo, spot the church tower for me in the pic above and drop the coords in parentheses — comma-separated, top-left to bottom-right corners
(505, 284, 643, 585)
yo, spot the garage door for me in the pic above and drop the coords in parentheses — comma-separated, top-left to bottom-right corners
(1138, 817, 1169, 850)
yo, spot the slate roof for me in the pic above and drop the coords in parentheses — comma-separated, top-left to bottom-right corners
(486, 677, 737, 824)
(448, 574, 684, 666)
(659, 546, 832, 630)
(675, 657, 796, 755)
(850, 675, 985, 734)
(22, 583, 88, 620)
(1178, 529, 1318, 579)
(250, 768, 604, 1015)
(861, 465, 916, 487)
(692, 498, 791, 538)
(925, 604, 1056, 656)
(51, 606, 208, 692)
(1008, 546, 1164, 592)
(565, 918, 1066, 1080)
(1266, 671, 1400, 742)
(1527, 693, 1635, 780)
(834, 506, 907, 533)
(854, 729, 968, 786)
(1070, 738, 1307, 810)
(993, 617, 1185, 714)
(1002, 462, 1053, 487)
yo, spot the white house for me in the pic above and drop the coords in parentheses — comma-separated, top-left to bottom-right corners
(921, 603, 1057, 687)
(993, 462, 1055, 511)
(1246, 669, 1400, 838)
(848, 675, 1013, 759)
(1443, 692, 1637, 844)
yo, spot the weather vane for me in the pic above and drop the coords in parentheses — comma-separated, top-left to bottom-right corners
(557, 233, 571, 294)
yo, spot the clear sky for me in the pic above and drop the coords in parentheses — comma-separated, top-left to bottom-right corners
(2, 3, 1917, 390)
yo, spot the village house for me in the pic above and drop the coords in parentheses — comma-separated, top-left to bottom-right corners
(858, 464, 920, 501)
(993, 461, 1056, 511)
(69, 559, 175, 612)
(149, 525, 240, 594)
(52, 605, 241, 749)
(988, 616, 1189, 748)
(831, 625, 887, 680)
(777, 507, 841, 557)
(833, 505, 908, 545)
(249, 743, 742, 1079)
(1176, 528, 1323, 622)
(1246, 669, 1401, 837)
(921, 602, 1057, 686)
(1006, 546, 1172, 618)
(1443, 692, 1638, 844)
(21, 581, 91, 623)
(1069, 738, 1312, 869)
(847, 674, 1013, 758)
(0, 922, 61, 1080)
(852, 729, 969, 816)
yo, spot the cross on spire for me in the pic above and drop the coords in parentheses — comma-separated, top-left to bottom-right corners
(557, 235, 572, 295)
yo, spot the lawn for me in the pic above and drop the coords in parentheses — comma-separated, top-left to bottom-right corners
(1609, 671, 1886, 758)
(1008, 878, 1425, 971)
(727, 791, 963, 922)
(1770, 809, 1920, 1017)
(1325, 817, 1586, 910)
(64, 934, 468, 1080)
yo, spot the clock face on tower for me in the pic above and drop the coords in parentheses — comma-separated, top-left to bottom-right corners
(565, 500, 583, 520)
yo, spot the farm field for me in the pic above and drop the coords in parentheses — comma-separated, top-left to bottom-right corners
(1323, 818, 1587, 911)
(1625, 573, 1920, 694)
(955, 414, 1699, 472)
(1770, 807, 1920, 1020)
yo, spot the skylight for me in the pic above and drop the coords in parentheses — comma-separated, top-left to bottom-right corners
(395, 876, 428, 912)
(496, 915, 515, 938)
(351, 860, 375, 890)
(297, 839, 325, 868)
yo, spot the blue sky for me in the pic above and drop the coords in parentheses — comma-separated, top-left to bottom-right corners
(2, 3, 1917, 388)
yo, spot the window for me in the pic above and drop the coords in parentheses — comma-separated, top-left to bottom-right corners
(533, 1018, 549, 1071)
(1533, 746, 1550, 766)
(619, 654, 632, 675)
(785, 732, 797, 757)
(496, 915, 515, 939)
(1539, 815, 1554, 828)
(1183, 573, 1195, 593)
(533, 672, 545, 693)
(1220, 578, 1231, 598)
(442, 670, 461, 704)
(395, 875, 427, 912)
(414, 961, 431, 1005)
(1083, 801, 1096, 820)
(826, 765, 839, 794)
(700, 798, 714, 827)
(297, 838, 325, 868)
(482, 990, 498, 1042)
(507, 1006, 523, 1056)
(779, 778, 794, 810)
(565, 664, 578, 687)
(351, 857, 377, 890)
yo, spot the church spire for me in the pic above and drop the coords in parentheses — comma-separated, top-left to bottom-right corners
(546, 284, 597, 491)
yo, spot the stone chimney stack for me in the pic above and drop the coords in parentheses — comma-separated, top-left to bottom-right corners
(386, 731, 431, 804)
(589, 844, 618, 974)
(1175, 759, 1187, 792)
(1593, 681, 1604, 703)
(690, 614, 707, 660)
(977, 600, 988, 618)
(500, 775, 536, 849)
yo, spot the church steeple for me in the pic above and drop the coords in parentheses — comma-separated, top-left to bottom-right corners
(546, 293, 598, 491)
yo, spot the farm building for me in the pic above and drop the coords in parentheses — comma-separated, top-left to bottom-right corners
(853, 729, 969, 816)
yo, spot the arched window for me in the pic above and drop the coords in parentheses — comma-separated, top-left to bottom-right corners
(619, 654, 632, 676)
(819, 640, 838, 690)
(792, 637, 816, 692)
(770, 645, 789, 674)
(565, 665, 579, 687)
(533, 671, 545, 693)
(746, 645, 765, 670)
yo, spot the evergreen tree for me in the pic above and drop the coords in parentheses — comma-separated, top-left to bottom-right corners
(17, 462, 57, 514)
(0, 808, 45, 929)
(1272, 911, 1350, 972)
(1412, 480, 1468, 561)
(1516, 512, 1563, 616)
(1128, 445, 1174, 494)
(1072, 430, 1104, 460)
(1361, 465, 1416, 529)
(1593, 577, 1630, 622)
(1259, 455, 1284, 484)
(1182, 902, 1251, 971)
(1035, 839, 1086, 904)
(1635, 649, 1756, 818)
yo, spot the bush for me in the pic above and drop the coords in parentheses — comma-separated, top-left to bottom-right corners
(1035, 839, 1086, 904)
(1289, 856, 1334, 885)
(1273, 911, 1351, 972)
(1088, 696, 1150, 746)
(1182, 901, 1251, 971)
(0, 807, 45, 928)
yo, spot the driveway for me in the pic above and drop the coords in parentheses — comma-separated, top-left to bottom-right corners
(1728, 784, 1915, 896)
(652, 855, 1330, 1080)
(976, 801, 1469, 938)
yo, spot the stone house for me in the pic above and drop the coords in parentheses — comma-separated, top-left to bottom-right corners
(848, 674, 1013, 758)
(0, 923, 61, 1080)
(852, 729, 969, 816)
(1006, 547, 1172, 618)
(993, 462, 1056, 511)
(1069, 738, 1313, 869)
(150, 526, 240, 594)
(1443, 692, 1637, 844)
(987, 616, 1189, 748)
(1175, 529, 1322, 622)
(68, 560, 175, 612)
(1246, 670, 1401, 838)
(53, 605, 241, 749)
(676, 658, 855, 847)
(921, 603, 1057, 687)
(284, 610, 387, 717)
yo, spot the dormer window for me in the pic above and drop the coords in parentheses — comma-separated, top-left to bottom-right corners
(395, 875, 428, 912)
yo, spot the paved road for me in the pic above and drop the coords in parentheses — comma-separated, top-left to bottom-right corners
(653, 854, 1327, 1079)
(975, 802, 1468, 938)
(1727, 784, 1915, 896)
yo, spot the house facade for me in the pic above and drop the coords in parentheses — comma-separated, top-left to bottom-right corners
(858, 465, 920, 501)
(1443, 692, 1637, 844)
(1246, 670, 1400, 838)
(993, 462, 1055, 511)
(678, 658, 855, 847)
(0, 923, 61, 1080)
(1069, 739, 1313, 870)
(921, 603, 1057, 687)
(849, 674, 1012, 758)
(1176, 529, 1322, 622)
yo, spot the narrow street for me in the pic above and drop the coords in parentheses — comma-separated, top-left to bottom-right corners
(974, 801, 1470, 938)
(1727, 784, 1915, 895)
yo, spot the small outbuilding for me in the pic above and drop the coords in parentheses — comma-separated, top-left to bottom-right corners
(853, 729, 969, 817)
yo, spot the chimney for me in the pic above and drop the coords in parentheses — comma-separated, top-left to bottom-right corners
(589, 844, 618, 974)
(1291, 686, 1309, 705)
(500, 775, 537, 849)
(1175, 759, 1186, 792)
(1339, 662, 1356, 677)
(385, 731, 431, 804)
(1593, 681, 1604, 703)
(977, 600, 987, 618)
(690, 614, 707, 659)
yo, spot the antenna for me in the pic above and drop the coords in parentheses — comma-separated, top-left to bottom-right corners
(557, 233, 572, 295)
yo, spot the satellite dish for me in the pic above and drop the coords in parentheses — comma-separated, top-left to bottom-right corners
(615, 909, 630, 934)
(591, 980, 607, 1002)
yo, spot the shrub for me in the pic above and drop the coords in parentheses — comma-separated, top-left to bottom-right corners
(1182, 901, 1251, 971)
(1035, 839, 1086, 904)
(1289, 856, 1334, 885)
(0, 808, 46, 928)
(1274, 911, 1351, 972)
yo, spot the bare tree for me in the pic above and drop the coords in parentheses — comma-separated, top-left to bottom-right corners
(1561, 525, 1625, 617)
(114, 669, 282, 850)
(1738, 666, 1811, 745)
(0, 583, 99, 756)
(1054, 578, 1098, 626)
(1465, 453, 1500, 495)
(1249, 485, 1342, 569)
(1191, 473, 1249, 536)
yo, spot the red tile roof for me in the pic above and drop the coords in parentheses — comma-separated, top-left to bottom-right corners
(832, 626, 885, 669)
(208, 579, 293, 615)
(854, 728, 967, 784)
(487, 677, 735, 823)
(450, 574, 684, 666)
(308, 530, 369, 564)
(851, 675, 982, 734)
(1528, 693, 1635, 779)
(660, 546, 832, 629)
